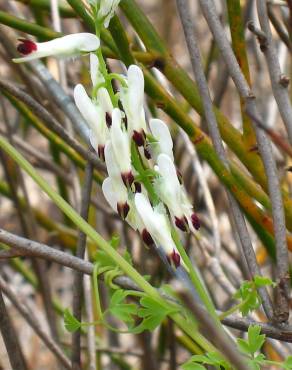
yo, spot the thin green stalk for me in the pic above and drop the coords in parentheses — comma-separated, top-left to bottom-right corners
(0, 134, 217, 352)
(219, 300, 249, 321)
(0, 10, 60, 40)
(93, 263, 103, 321)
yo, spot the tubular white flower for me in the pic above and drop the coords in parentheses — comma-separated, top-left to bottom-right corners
(13, 33, 100, 63)
(97, 0, 121, 28)
(96, 87, 113, 116)
(149, 118, 174, 161)
(154, 154, 200, 232)
(134, 193, 181, 267)
(120, 65, 147, 146)
(74, 84, 109, 159)
(103, 143, 130, 219)
(109, 108, 133, 186)
(102, 177, 130, 219)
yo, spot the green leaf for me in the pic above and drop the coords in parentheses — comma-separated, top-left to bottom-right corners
(248, 325, 265, 354)
(133, 296, 177, 333)
(181, 353, 229, 370)
(182, 363, 206, 370)
(63, 308, 81, 333)
(108, 290, 138, 325)
(237, 338, 251, 354)
(206, 352, 229, 369)
(253, 276, 275, 288)
(234, 281, 261, 316)
(189, 355, 210, 363)
(237, 325, 265, 356)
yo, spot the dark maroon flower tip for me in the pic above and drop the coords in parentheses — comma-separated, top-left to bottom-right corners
(98, 145, 105, 161)
(17, 39, 37, 55)
(117, 202, 130, 219)
(142, 228, 154, 246)
(132, 130, 145, 147)
(105, 112, 112, 128)
(191, 213, 200, 230)
(167, 249, 181, 268)
(134, 181, 142, 193)
(144, 147, 151, 160)
(121, 171, 134, 188)
(123, 115, 128, 130)
(175, 216, 189, 232)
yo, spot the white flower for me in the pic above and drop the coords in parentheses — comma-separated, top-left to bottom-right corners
(135, 193, 181, 268)
(13, 33, 100, 63)
(109, 108, 133, 186)
(103, 142, 129, 219)
(97, 0, 121, 28)
(149, 118, 174, 161)
(91, 54, 113, 126)
(102, 177, 130, 219)
(154, 154, 200, 232)
(120, 65, 147, 146)
(74, 84, 109, 160)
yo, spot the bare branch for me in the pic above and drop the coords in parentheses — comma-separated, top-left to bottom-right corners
(0, 289, 28, 370)
(0, 277, 71, 370)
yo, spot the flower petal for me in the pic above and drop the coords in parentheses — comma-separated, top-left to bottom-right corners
(13, 33, 100, 63)
(149, 119, 174, 160)
(110, 108, 132, 174)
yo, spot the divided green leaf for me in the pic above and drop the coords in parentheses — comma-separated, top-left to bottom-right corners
(133, 296, 177, 333)
(181, 352, 229, 370)
(237, 325, 265, 356)
(108, 290, 138, 325)
(64, 308, 81, 333)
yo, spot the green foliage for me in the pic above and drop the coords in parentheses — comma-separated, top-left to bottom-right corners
(108, 290, 138, 327)
(233, 276, 274, 316)
(237, 325, 265, 355)
(107, 290, 178, 333)
(133, 296, 178, 333)
(182, 352, 230, 370)
(63, 308, 81, 332)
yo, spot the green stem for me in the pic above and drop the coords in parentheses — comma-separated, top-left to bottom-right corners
(130, 142, 158, 203)
(219, 302, 245, 321)
(93, 263, 103, 321)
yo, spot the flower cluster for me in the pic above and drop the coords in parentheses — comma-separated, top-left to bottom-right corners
(12, 30, 200, 269)
(73, 55, 200, 268)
